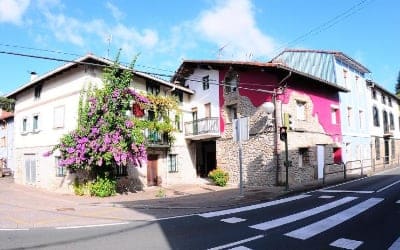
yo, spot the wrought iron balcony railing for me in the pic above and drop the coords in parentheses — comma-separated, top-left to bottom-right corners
(184, 117, 220, 140)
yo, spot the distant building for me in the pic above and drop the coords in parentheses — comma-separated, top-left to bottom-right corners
(0, 109, 14, 174)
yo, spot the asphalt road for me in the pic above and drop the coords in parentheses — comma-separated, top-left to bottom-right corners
(2, 168, 400, 250)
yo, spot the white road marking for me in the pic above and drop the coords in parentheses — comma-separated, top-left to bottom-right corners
(221, 217, 247, 224)
(319, 195, 334, 199)
(330, 238, 363, 250)
(0, 228, 29, 231)
(208, 235, 264, 250)
(388, 236, 400, 250)
(229, 246, 252, 250)
(285, 198, 383, 240)
(199, 194, 311, 218)
(56, 222, 129, 230)
(318, 189, 374, 194)
(249, 197, 357, 231)
(376, 179, 400, 193)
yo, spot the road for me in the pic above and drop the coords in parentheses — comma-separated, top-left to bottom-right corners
(1, 168, 400, 250)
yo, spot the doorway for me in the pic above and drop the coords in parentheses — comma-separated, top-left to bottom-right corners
(317, 145, 324, 179)
(24, 154, 36, 184)
(384, 138, 389, 164)
(196, 141, 216, 177)
(147, 154, 159, 186)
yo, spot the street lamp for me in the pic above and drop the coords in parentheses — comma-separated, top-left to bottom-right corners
(260, 101, 275, 115)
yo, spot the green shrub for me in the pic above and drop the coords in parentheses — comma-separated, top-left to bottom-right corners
(208, 168, 229, 187)
(89, 177, 117, 197)
(73, 178, 90, 196)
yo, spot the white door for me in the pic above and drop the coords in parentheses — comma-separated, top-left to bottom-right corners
(317, 145, 324, 179)
(24, 154, 36, 184)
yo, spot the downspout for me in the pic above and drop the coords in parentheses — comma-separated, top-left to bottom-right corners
(274, 71, 292, 186)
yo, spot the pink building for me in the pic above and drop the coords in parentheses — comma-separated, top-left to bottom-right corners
(175, 60, 347, 187)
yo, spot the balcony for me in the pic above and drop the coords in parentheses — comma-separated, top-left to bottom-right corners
(145, 129, 170, 148)
(184, 117, 220, 140)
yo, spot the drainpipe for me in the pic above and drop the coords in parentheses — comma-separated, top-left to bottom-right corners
(274, 71, 292, 186)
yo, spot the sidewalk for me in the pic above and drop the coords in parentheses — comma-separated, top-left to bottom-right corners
(0, 175, 357, 229)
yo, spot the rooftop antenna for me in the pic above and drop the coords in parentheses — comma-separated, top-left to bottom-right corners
(107, 34, 112, 58)
(216, 43, 229, 59)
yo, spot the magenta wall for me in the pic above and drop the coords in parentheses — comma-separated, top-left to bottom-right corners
(218, 68, 342, 145)
(279, 83, 342, 143)
(218, 70, 277, 132)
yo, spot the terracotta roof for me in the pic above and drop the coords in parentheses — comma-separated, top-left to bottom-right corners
(6, 54, 193, 98)
(0, 110, 14, 120)
(174, 59, 348, 92)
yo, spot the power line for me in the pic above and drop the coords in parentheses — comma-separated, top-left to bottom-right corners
(269, 0, 375, 58)
(0, 50, 278, 93)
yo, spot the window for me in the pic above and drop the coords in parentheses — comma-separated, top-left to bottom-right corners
(174, 114, 181, 131)
(172, 90, 183, 102)
(359, 110, 364, 129)
(372, 89, 377, 99)
(205, 103, 211, 118)
(168, 154, 178, 173)
(55, 157, 67, 177)
(383, 110, 389, 133)
(146, 81, 160, 95)
(388, 97, 392, 107)
(331, 108, 338, 124)
(296, 101, 306, 121)
(298, 148, 309, 168)
(391, 139, 396, 159)
(115, 164, 128, 177)
(34, 85, 42, 99)
(227, 105, 237, 122)
(53, 106, 65, 128)
(32, 114, 39, 132)
(347, 107, 352, 126)
(375, 137, 380, 160)
(147, 110, 155, 121)
(372, 106, 380, 127)
(22, 117, 28, 133)
(224, 68, 238, 93)
(202, 75, 210, 90)
(382, 95, 386, 104)
(390, 113, 395, 130)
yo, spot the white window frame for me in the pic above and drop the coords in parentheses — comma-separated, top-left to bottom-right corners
(296, 100, 306, 121)
(21, 116, 29, 134)
(32, 113, 40, 133)
(53, 105, 65, 129)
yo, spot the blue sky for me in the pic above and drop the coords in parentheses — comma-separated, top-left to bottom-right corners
(0, 0, 399, 95)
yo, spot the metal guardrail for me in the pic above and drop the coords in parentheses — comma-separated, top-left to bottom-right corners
(322, 159, 374, 184)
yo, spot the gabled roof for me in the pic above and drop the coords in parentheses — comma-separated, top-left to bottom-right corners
(272, 49, 370, 74)
(367, 80, 400, 101)
(6, 54, 193, 98)
(173, 59, 348, 92)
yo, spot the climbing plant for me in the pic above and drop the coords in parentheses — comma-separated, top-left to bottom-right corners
(45, 53, 180, 180)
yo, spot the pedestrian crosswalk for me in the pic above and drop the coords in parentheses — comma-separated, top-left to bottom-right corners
(203, 194, 395, 250)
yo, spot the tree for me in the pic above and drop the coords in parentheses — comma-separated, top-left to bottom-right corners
(0, 96, 15, 112)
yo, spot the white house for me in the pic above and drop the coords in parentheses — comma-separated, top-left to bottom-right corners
(6, 54, 195, 193)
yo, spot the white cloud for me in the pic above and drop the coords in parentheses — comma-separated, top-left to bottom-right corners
(0, 0, 30, 25)
(195, 0, 277, 60)
(105, 2, 125, 21)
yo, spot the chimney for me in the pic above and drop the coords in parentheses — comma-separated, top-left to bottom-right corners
(30, 71, 38, 81)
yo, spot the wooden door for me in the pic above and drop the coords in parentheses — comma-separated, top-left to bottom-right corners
(147, 154, 158, 186)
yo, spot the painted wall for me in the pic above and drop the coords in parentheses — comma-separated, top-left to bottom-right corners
(333, 58, 371, 162)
